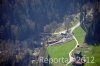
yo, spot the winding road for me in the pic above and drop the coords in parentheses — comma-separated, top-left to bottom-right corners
(66, 22, 80, 66)
(48, 22, 81, 66)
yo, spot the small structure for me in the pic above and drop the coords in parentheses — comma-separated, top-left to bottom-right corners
(72, 51, 85, 66)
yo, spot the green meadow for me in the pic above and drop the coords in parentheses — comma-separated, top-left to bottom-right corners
(47, 40, 76, 66)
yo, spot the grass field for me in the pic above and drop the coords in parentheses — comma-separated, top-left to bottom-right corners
(47, 22, 85, 66)
(47, 22, 100, 66)
(67, 26, 86, 66)
(73, 26, 86, 44)
(54, 25, 67, 33)
(47, 40, 76, 66)
(73, 26, 100, 66)
(84, 45, 100, 66)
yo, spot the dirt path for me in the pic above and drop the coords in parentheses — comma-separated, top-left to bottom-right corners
(66, 22, 80, 66)
(49, 22, 81, 66)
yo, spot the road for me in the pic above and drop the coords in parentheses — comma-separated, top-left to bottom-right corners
(47, 22, 80, 65)
(53, 22, 80, 35)
(66, 22, 80, 66)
